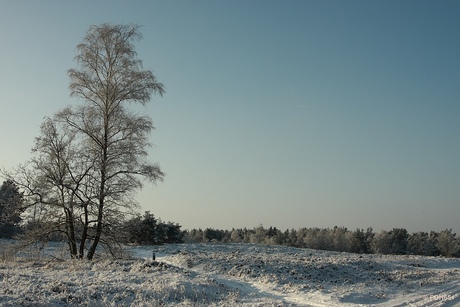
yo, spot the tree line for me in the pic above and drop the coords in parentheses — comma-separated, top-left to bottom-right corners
(2, 178, 458, 258)
(123, 211, 184, 245)
(184, 225, 460, 257)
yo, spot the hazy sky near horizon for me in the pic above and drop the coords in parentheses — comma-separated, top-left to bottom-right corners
(1, 1, 459, 233)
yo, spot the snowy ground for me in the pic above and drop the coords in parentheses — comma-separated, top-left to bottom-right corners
(1, 242, 459, 306)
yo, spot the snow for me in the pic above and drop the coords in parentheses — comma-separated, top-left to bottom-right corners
(1, 242, 460, 306)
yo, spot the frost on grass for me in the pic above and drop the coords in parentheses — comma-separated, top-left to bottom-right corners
(159, 244, 460, 306)
(1, 243, 460, 306)
(0, 259, 240, 306)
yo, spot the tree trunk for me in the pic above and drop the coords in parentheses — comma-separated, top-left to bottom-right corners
(67, 211, 78, 258)
(87, 199, 104, 260)
(62, 187, 78, 258)
(87, 148, 107, 260)
(79, 204, 89, 259)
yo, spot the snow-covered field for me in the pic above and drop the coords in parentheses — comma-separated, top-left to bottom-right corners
(1, 242, 459, 306)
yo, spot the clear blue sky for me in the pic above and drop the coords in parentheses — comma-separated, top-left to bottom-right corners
(1, 1, 459, 233)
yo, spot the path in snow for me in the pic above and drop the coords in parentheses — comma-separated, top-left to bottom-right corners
(388, 280, 460, 306)
(145, 243, 460, 307)
(157, 255, 302, 306)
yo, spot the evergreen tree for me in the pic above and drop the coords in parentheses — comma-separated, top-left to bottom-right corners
(407, 231, 438, 256)
(0, 180, 24, 238)
(436, 229, 459, 257)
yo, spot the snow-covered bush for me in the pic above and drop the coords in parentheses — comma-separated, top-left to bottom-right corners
(436, 229, 460, 257)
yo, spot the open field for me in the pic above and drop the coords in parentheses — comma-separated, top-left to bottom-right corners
(1, 242, 459, 306)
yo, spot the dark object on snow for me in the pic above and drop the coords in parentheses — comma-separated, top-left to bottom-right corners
(152, 251, 156, 261)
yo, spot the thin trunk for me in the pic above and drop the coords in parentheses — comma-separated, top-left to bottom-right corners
(87, 170, 106, 260)
(87, 199, 104, 260)
(68, 195, 78, 258)
(79, 203, 89, 259)
(87, 115, 109, 261)
(61, 186, 77, 258)
(67, 211, 78, 258)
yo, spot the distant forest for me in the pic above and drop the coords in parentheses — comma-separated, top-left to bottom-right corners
(1, 179, 458, 258)
(183, 226, 460, 258)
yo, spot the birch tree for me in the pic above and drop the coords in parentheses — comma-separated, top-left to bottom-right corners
(28, 117, 94, 258)
(63, 23, 165, 260)
(4, 24, 165, 260)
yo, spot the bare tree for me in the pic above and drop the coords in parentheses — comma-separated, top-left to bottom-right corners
(4, 24, 164, 260)
(2, 117, 94, 258)
(64, 23, 165, 260)
(31, 118, 96, 258)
